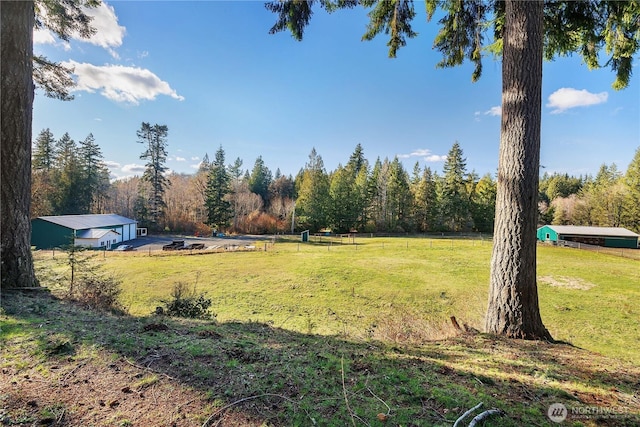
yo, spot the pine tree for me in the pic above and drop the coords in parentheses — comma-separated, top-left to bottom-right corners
(204, 146, 232, 232)
(470, 173, 496, 233)
(413, 167, 440, 232)
(33, 128, 56, 171)
(78, 133, 109, 213)
(31, 128, 57, 216)
(137, 122, 170, 230)
(248, 156, 272, 206)
(51, 133, 83, 214)
(440, 142, 471, 231)
(296, 148, 330, 232)
(387, 157, 412, 232)
(329, 145, 370, 233)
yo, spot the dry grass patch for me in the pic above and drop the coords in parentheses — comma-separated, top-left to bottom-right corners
(539, 275, 596, 290)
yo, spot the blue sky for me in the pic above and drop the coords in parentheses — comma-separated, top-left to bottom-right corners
(33, 1, 639, 181)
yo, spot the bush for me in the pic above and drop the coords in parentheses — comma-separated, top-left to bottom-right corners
(76, 275, 125, 313)
(159, 282, 214, 320)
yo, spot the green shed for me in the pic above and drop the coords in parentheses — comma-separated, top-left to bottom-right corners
(32, 214, 138, 249)
(537, 225, 639, 249)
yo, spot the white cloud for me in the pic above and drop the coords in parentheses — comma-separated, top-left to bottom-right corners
(122, 163, 145, 174)
(83, 2, 126, 58)
(485, 106, 502, 116)
(474, 106, 501, 121)
(190, 162, 203, 169)
(547, 88, 608, 114)
(34, 2, 125, 58)
(424, 154, 448, 162)
(397, 149, 447, 162)
(34, 28, 56, 45)
(104, 160, 121, 168)
(63, 60, 184, 104)
(175, 156, 186, 162)
(191, 156, 200, 161)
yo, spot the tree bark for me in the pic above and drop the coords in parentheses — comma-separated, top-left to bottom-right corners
(485, 0, 551, 340)
(1, 1, 39, 289)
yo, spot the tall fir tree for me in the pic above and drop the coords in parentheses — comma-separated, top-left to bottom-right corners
(296, 148, 330, 232)
(413, 166, 440, 232)
(440, 142, 471, 231)
(52, 132, 83, 214)
(470, 173, 497, 233)
(78, 133, 109, 213)
(205, 146, 232, 231)
(248, 156, 272, 206)
(137, 122, 170, 230)
(31, 128, 57, 216)
(386, 157, 412, 231)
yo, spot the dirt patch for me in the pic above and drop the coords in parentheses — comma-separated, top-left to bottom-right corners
(539, 275, 596, 290)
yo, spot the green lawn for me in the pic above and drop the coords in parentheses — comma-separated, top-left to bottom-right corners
(53, 236, 639, 364)
(4, 239, 638, 426)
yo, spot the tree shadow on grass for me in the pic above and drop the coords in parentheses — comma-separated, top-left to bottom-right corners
(2, 290, 639, 426)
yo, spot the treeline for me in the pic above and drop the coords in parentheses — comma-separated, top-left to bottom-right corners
(31, 129, 111, 216)
(539, 151, 640, 233)
(31, 126, 640, 235)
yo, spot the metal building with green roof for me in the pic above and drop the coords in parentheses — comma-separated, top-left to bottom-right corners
(31, 214, 137, 249)
(537, 225, 640, 249)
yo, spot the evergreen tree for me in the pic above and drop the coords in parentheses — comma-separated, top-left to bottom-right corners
(368, 158, 389, 231)
(440, 142, 471, 231)
(387, 157, 412, 231)
(204, 146, 232, 231)
(329, 165, 353, 233)
(413, 167, 440, 232)
(296, 148, 330, 231)
(137, 122, 170, 229)
(33, 128, 56, 171)
(470, 173, 496, 233)
(228, 157, 244, 184)
(248, 156, 272, 206)
(52, 132, 83, 214)
(78, 133, 109, 213)
(330, 145, 370, 233)
(31, 128, 57, 216)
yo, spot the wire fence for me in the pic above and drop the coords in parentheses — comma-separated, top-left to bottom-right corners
(556, 239, 640, 260)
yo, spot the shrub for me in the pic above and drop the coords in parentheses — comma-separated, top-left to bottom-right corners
(159, 282, 214, 320)
(76, 275, 125, 313)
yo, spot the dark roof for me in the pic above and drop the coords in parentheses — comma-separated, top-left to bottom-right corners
(37, 214, 137, 231)
(540, 225, 639, 238)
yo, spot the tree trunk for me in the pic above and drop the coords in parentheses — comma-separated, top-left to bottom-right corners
(485, 0, 551, 340)
(1, 1, 39, 289)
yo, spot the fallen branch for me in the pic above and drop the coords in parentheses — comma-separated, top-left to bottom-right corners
(342, 356, 357, 427)
(453, 402, 483, 427)
(468, 409, 505, 426)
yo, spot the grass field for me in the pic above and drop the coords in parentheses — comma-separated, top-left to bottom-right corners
(2, 236, 638, 426)
(39, 235, 640, 364)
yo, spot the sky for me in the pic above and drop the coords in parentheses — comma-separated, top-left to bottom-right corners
(33, 1, 640, 181)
